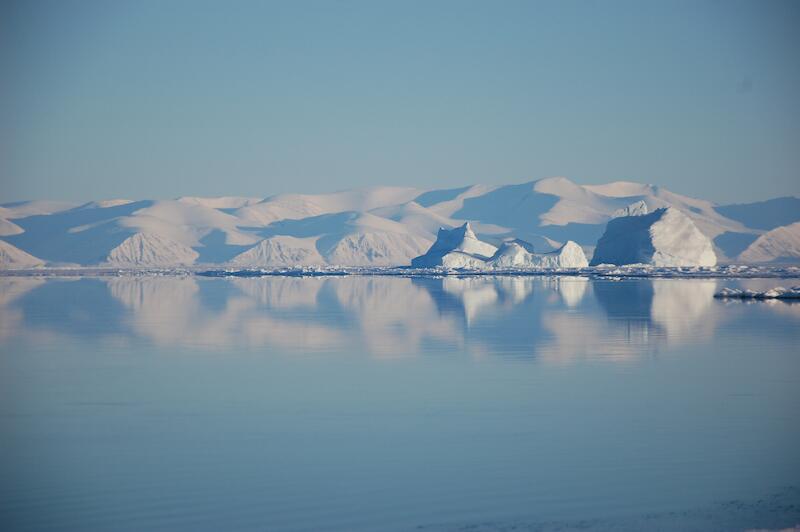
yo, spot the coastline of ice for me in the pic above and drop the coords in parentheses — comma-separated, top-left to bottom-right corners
(3, 263, 800, 280)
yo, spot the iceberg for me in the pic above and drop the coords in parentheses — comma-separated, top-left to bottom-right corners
(611, 200, 649, 218)
(489, 240, 588, 269)
(411, 223, 588, 269)
(590, 207, 717, 267)
(410, 222, 497, 268)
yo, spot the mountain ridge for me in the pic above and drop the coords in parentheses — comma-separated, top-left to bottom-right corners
(2, 178, 798, 268)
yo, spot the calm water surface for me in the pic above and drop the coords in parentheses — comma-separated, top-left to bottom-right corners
(1, 275, 798, 531)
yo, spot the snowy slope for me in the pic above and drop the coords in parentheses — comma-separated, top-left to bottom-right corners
(370, 202, 462, 237)
(229, 236, 325, 267)
(715, 197, 800, 230)
(737, 222, 800, 263)
(105, 232, 199, 267)
(260, 211, 434, 267)
(1, 199, 264, 266)
(75, 199, 135, 209)
(178, 196, 262, 209)
(324, 231, 431, 266)
(235, 187, 421, 226)
(0, 240, 45, 269)
(0, 218, 24, 236)
(419, 178, 748, 254)
(590, 208, 717, 267)
(121, 200, 260, 247)
(0, 200, 78, 219)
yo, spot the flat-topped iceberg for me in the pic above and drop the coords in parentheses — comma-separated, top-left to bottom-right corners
(590, 207, 717, 267)
(489, 240, 588, 269)
(411, 222, 587, 269)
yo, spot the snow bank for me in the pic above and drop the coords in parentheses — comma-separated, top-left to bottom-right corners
(714, 286, 800, 299)
(590, 207, 717, 267)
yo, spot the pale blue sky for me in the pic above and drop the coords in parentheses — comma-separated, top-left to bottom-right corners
(1, 0, 798, 204)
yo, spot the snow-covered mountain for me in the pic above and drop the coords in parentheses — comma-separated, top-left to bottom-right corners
(1, 178, 798, 268)
(0, 240, 45, 269)
(737, 222, 800, 264)
(105, 232, 200, 268)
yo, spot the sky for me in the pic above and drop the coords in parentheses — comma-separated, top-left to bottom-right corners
(1, 0, 798, 204)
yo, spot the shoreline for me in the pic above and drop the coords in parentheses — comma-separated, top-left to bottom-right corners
(2, 264, 800, 280)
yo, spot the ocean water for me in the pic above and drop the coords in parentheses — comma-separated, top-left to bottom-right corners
(0, 275, 798, 531)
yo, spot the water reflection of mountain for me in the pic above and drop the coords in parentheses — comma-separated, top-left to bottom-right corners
(1, 275, 795, 361)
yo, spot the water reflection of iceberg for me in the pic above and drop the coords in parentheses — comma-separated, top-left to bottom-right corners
(0, 275, 727, 362)
(539, 279, 718, 364)
(541, 276, 589, 308)
(595, 279, 717, 342)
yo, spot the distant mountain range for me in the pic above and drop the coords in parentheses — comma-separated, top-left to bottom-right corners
(1, 177, 799, 268)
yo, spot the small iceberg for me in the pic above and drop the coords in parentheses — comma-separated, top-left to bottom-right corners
(489, 240, 588, 269)
(714, 286, 800, 300)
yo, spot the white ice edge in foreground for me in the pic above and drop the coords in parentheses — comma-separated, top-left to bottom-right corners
(714, 286, 800, 299)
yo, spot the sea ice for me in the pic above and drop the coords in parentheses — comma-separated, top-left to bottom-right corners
(714, 286, 800, 300)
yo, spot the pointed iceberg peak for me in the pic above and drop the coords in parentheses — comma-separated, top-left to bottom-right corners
(431, 222, 493, 255)
(461, 221, 476, 238)
(436, 221, 475, 241)
(412, 222, 498, 268)
(612, 200, 649, 218)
